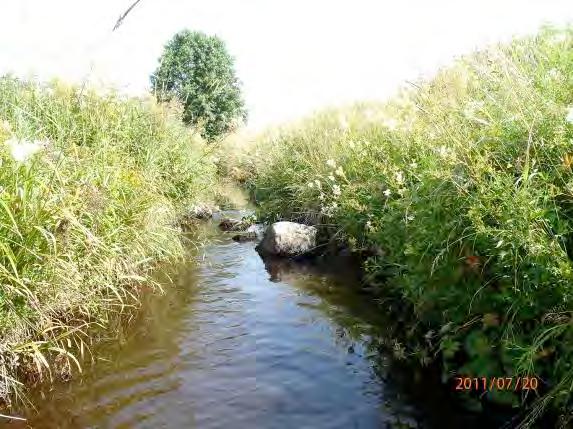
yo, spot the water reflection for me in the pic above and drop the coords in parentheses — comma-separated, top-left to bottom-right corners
(4, 220, 480, 428)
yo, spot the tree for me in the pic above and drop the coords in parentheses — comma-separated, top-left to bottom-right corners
(151, 30, 247, 141)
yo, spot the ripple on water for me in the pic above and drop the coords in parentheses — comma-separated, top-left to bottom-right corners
(4, 220, 479, 429)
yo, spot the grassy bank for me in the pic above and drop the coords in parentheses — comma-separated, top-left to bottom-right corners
(232, 27, 573, 425)
(0, 76, 218, 404)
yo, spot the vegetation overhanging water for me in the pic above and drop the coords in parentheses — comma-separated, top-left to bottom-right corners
(220, 26, 573, 427)
(4, 215, 486, 428)
(0, 23, 573, 428)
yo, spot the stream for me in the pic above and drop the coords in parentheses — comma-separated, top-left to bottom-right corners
(4, 211, 485, 428)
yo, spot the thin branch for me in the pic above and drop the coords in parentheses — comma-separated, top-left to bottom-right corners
(0, 414, 26, 421)
(112, 0, 145, 31)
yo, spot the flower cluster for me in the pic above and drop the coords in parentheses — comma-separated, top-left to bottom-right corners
(307, 159, 349, 216)
(4, 137, 48, 163)
(566, 107, 573, 124)
(550, 32, 568, 45)
(435, 145, 456, 160)
(381, 169, 408, 199)
(1, 120, 11, 133)
(547, 68, 563, 81)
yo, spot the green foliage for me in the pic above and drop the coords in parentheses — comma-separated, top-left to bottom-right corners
(0, 76, 217, 402)
(235, 26, 573, 424)
(151, 30, 247, 141)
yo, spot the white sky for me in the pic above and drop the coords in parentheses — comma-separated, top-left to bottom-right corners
(0, 1, 572, 130)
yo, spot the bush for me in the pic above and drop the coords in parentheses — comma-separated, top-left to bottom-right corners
(238, 26, 573, 424)
(0, 76, 217, 401)
(151, 30, 247, 142)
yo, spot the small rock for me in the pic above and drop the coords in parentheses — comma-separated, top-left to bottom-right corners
(232, 232, 258, 242)
(188, 203, 217, 219)
(246, 224, 265, 239)
(219, 218, 245, 231)
(256, 221, 317, 257)
(231, 224, 265, 243)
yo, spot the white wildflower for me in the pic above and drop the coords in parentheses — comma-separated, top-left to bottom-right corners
(321, 202, 338, 216)
(548, 68, 562, 80)
(550, 33, 568, 45)
(410, 162, 418, 169)
(395, 171, 404, 184)
(463, 101, 484, 118)
(308, 182, 314, 188)
(406, 214, 415, 221)
(49, 149, 64, 162)
(335, 166, 345, 177)
(314, 179, 322, 189)
(328, 175, 336, 182)
(319, 193, 325, 201)
(383, 189, 391, 198)
(326, 159, 337, 168)
(5, 138, 47, 163)
(338, 115, 349, 131)
(566, 107, 573, 124)
(436, 146, 450, 158)
(464, 102, 490, 126)
(332, 184, 341, 196)
(383, 118, 398, 131)
(365, 220, 373, 231)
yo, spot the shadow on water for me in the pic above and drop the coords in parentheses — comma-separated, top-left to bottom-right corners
(3, 218, 495, 428)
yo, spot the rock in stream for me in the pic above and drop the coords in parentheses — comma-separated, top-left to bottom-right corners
(256, 221, 317, 257)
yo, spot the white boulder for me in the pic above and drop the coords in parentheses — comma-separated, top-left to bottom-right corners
(257, 221, 317, 256)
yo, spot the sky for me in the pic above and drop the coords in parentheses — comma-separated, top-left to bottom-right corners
(0, 1, 572, 130)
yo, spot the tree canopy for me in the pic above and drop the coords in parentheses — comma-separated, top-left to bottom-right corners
(151, 30, 247, 141)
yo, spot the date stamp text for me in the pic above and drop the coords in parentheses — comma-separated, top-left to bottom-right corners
(454, 376, 539, 392)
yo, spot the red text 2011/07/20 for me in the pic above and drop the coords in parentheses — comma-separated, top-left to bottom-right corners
(454, 376, 539, 392)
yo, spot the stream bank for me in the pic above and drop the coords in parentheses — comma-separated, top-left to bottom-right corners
(1, 211, 492, 428)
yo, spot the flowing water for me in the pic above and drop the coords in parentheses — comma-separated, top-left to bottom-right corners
(3, 212, 484, 429)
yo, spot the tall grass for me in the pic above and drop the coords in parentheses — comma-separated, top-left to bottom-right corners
(0, 76, 217, 404)
(235, 26, 573, 424)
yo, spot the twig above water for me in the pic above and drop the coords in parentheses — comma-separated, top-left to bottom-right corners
(0, 413, 26, 421)
(112, 0, 145, 31)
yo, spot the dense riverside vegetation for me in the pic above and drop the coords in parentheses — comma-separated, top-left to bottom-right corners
(229, 27, 573, 425)
(0, 77, 218, 404)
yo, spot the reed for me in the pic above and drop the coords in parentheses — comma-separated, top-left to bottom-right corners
(234, 26, 573, 425)
(0, 76, 217, 405)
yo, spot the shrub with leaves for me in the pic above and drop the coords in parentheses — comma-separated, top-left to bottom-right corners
(151, 30, 247, 141)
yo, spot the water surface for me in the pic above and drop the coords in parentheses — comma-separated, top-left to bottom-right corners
(4, 217, 479, 428)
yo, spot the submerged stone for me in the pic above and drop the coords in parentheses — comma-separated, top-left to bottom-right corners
(219, 217, 246, 231)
